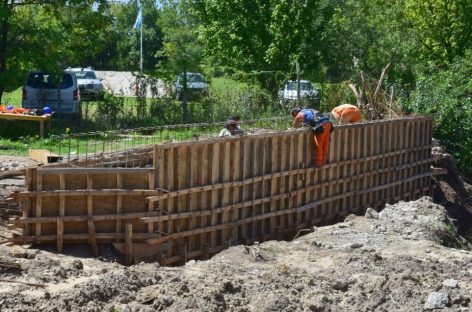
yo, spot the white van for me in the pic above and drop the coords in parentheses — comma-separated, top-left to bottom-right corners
(22, 70, 80, 114)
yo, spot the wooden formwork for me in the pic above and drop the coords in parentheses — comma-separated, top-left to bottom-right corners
(9, 117, 434, 265)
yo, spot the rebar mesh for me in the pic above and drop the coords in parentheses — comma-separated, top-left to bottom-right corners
(49, 116, 291, 168)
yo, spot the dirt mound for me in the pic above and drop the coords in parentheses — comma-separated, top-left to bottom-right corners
(0, 197, 471, 312)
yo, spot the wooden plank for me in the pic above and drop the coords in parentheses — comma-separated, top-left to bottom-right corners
(125, 223, 133, 265)
(189, 143, 200, 252)
(13, 189, 167, 198)
(23, 168, 33, 236)
(116, 173, 123, 236)
(56, 219, 64, 253)
(242, 138, 252, 241)
(252, 137, 261, 240)
(210, 142, 220, 247)
(200, 143, 210, 256)
(231, 140, 241, 243)
(87, 218, 99, 256)
(35, 174, 42, 238)
(270, 136, 279, 234)
(86, 174, 99, 256)
(10, 232, 161, 243)
(222, 140, 231, 246)
(37, 168, 154, 175)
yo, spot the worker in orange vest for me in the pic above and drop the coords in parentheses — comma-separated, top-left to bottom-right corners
(331, 104, 361, 124)
(291, 108, 332, 168)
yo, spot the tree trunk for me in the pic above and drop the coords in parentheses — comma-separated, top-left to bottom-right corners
(182, 67, 189, 123)
(0, 2, 10, 103)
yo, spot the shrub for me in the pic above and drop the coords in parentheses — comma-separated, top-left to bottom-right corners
(407, 51, 472, 175)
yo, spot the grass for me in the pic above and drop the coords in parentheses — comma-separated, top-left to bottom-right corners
(2, 88, 23, 106)
(0, 76, 284, 157)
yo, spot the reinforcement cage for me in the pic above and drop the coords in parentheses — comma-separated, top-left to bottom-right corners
(10, 116, 433, 265)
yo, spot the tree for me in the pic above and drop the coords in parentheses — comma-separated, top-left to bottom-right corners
(0, 0, 111, 102)
(101, 0, 163, 71)
(405, 0, 472, 67)
(157, 0, 203, 122)
(193, 0, 332, 92)
(408, 50, 472, 175)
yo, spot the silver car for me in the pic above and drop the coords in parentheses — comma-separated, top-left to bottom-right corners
(279, 80, 320, 106)
(22, 70, 80, 114)
(174, 72, 209, 100)
(69, 67, 104, 100)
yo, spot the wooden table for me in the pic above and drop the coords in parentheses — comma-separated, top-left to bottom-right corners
(0, 113, 52, 138)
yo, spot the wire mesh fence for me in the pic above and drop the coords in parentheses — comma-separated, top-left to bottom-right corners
(48, 116, 291, 168)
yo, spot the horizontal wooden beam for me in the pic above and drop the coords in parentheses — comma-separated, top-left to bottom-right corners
(9, 232, 160, 244)
(11, 211, 162, 225)
(37, 168, 154, 175)
(146, 173, 432, 245)
(146, 153, 433, 203)
(12, 188, 167, 198)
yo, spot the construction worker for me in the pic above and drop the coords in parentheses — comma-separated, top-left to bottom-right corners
(291, 108, 332, 168)
(219, 118, 242, 137)
(331, 104, 361, 124)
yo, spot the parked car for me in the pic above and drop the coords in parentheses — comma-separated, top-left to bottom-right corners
(279, 80, 320, 106)
(68, 67, 104, 100)
(174, 72, 209, 100)
(22, 70, 80, 114)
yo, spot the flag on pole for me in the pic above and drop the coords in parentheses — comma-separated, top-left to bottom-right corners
(133, 4, 142, 30)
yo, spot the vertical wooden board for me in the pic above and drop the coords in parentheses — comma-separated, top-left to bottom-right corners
(332, 127, 342, 219)
(23, 169, 34, 236)
(189, 143, 200, 252)
(35, 174, 43, 237)
(252, 137, 261, 240)
(56, 219, 64, 252)
(156, 147, 165, 240)
(262, 137, 271, 238)
(341, 128, 350, 215)
(232, 139, 242, 243)
(279, 135, 288, 232)
(200, 143, 211, 253)
(116, 173, 123, 235)
(353, 126, 362, 212)
(125, 223, 133, 265)
(373, 123, 380, 207)
(177, 146, 189, 233)
(387, 121, 394, 202)
(305, 132, 314, 220)
(366, 123, 373, 207)
(241, 138, 252, 240)
(296, 132, 305, 227)
(270, 136, 280, 233)
(210, 142, 220, 248)
(166, 147, 177, 259)
(287, 132, 297, 231)
(222, 140, 231, 246)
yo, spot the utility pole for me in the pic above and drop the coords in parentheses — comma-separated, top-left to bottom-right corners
(140, 12, 143, 72)
(296, 61, 300, 102)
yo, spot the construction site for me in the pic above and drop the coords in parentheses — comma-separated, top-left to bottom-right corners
(0, 115, 471, 312)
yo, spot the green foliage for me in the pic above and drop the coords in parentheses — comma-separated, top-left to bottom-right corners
(407, 50, 472, 175)
(194, 0, 333, 92)
(405, 0, 472, 66)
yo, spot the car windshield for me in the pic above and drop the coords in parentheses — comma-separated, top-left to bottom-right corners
(26, 72, 74, 89)
(75, 71, 97, 80)
(286, 81, 313, 91)
(187, 74, 204, 83)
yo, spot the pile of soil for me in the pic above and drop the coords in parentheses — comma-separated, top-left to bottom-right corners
(0, 196, 471, 312)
